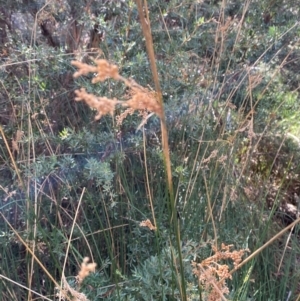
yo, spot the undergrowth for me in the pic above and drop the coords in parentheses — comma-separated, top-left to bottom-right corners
(0, 0, 300, 300)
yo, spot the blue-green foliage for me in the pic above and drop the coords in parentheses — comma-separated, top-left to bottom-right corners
(0, 0, 300, 300)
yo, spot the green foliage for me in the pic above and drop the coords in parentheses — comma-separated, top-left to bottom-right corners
(0, 0, 300, 300)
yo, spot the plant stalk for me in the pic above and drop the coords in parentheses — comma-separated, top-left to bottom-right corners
(135, 1, 187, 299)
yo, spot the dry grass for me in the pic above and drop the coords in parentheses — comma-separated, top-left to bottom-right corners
(71, 59, 163, 122)
(56, 257, 97, 301)
(71, 56, 253, 301)
(1, 0, 299, 300)
(192, 244, 249, 301)
(140, 219, 157, 231)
